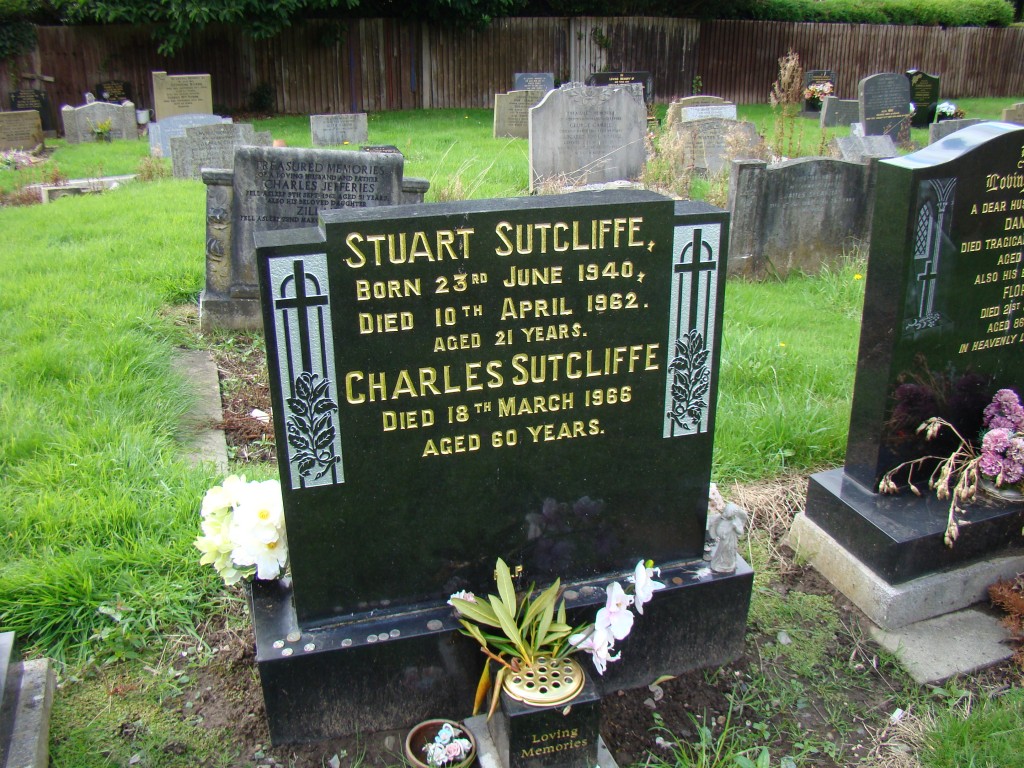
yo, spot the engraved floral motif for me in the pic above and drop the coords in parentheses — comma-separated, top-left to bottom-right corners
(285, 371, 340, 480)
(667, 328, 710, 430)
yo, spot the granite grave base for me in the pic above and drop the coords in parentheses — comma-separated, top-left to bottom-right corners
(805, 468, 1024, 584)
(250, 558, 752, 745)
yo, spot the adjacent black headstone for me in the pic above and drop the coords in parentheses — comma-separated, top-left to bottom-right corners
(514, 72, 555, 92)
(10, 89, 54, 133)
(585, 72, 654, 105)
(805, 122, 1024, 582)
(906, 70, 940, 128)
(803, 69, 836, 113)
(249, 191, 752, 742)
(858, 73, 912, 139)
(96, 80, 133, 104)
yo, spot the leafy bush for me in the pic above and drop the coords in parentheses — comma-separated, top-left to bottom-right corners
(743, 0, 1013, 26)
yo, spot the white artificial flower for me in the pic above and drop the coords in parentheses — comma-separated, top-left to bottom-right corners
(232, 531, 288, 580)
(570, 624, 619, 674)
(447, 590, 475, 607)
(232, 479, 285, 535)
(631, 560, 666, 614)
(596, 582, 634, 640)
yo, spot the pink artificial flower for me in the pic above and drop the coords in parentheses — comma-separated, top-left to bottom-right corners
(570, 625, 619, 674)
(983, 389, 1024, 431)
(982, 428, 1012, 454)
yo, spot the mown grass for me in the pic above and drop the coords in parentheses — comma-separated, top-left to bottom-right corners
(1, 99, 1021, 766)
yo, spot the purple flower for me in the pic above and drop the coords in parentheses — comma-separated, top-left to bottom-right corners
(1007, 437, 1024, 465)
(1002, 459, 1024, 485)
(979, 451, 1004, 478)
(982, 428, 1012, 454)
(983, 389, 1024, 431)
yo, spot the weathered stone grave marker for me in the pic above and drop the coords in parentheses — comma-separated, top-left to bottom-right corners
(170, 122, 271, 179)
(728, 157, 876, 279)
(672, 117, 762, 176)
(819, 96, 859, 129)
(906, 69, 940, 127)
(665, 96, 735, 126)
(493, 90, 546, 139)
(0, 111, 43, 151)
(310, 113, 369, 147)
(60, 100, 136, 143)
(149, 113, 232, 158)
(200, 146, 412, 331)
(858, 73, 912, 139)
(528, 84, 647, 191)
(832, 135, 898, 164)
(249, 189, 751, 743)
(585, 71, 654, 106)
(151, 71, 213, 121)
(1002, 102, 1024, 126)
(929, 119, 983, 144)
(795, 122, 1024, 628)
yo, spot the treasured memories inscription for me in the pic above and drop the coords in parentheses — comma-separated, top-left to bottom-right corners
(256, 190, 727, 625)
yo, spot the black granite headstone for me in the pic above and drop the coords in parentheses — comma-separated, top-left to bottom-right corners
(514, 73, 555, 92)
(805, 122, 1024, 582)
(96, 80, 133, 104)
(250, 191, 752, 742)
(906, 70, 940, 128)
(10, 89, 54, 133)
(585, 72, 654, 105)
(803, 69, 836, 113)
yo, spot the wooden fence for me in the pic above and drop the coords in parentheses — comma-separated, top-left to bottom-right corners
(2, 17, 1022, 118)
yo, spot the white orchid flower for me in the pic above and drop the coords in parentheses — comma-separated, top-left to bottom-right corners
(596, 582, 634, 640)
(631, 560, 666, 614)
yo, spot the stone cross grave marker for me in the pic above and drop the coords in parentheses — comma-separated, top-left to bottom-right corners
(528, 84, 647, 191)
(0, 111, 43, 151)
(248, 190, 752, 742)
(513, 72, 554, 91)
(804, 122, 1024, 589)
(200, 146, 405, 331)
(151, 71, 213, 121)
(60, 101, 136, 143)
(858, 73, 912, 139)
(169, 122, 271, 179)
(493, 90, 546, 139)
(149, 113, 232, 158)
(310, 113, 369, 147)
(906, 70, 940, 128)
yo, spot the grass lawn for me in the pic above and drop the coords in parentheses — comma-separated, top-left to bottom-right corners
(1, 97, 1022, 767)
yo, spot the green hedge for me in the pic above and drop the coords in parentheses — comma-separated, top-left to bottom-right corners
(737, 0, 1012, 26)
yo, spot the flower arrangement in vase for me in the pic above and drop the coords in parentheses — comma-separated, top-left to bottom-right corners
(448, 557, 663, 716)
(803, 81, 833, 109)
(879, 388, 1024, 546)
(194, 474, 288, 585)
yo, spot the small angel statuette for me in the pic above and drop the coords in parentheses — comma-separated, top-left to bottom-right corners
(707, 502, 749, 574)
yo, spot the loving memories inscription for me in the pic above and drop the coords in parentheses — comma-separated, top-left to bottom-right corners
(256, 190, 727, 624)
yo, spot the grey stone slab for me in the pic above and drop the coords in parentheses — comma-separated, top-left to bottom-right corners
(0, 111, 43, 151)
(728, 156, 874, 279)
(464, 715, 618, 768)
(170, 123, 266, 179)
(819, 96, 859, 128)
(528, 83, 647, 191)
(672, 117, 762, 176)
(148, 113, 231, 158)
(310, 113, 368, 147)
(174, 349, 227, 473)
(858, 72, 912, 139)
(60, 100, 136, 144)
(832, 134, 897, 163)
(493, 90, 545, 139)
(787, 511, 1024, 629)
(869, 607, 1015, 684)
(928, 118, 983, 144)
(670, 103, 737, 124)
(1, 658, 56, 768)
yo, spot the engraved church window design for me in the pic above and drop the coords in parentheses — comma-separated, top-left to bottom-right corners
(903, 177, 955, 335)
